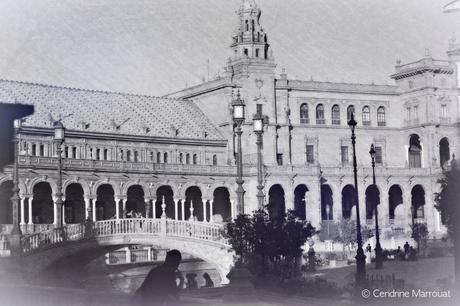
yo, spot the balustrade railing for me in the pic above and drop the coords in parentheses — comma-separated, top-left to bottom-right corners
(21, 218, 228, 254)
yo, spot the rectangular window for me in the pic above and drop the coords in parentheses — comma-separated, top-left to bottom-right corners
(306, 145, 314, 163)
(375, 146, 383, 164)
(341, 146, 349, 164)
(406, 107, 411, 121)
(441, 104, 447, 118)
(276, 153, 283, 166)
(413, 106, 418, 120)
(255, 49, 259, 57)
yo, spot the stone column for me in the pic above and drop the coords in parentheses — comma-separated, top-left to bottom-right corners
(115, 198, 120, 219)
(230, 200, 235, 219)
(333, 188, 341, 222)
(145, 199, 151, 218)
(209, 200, 214, 223)
(28, 197, 33, 224)
(92, 200, 96, 221)
(20, 197, 25, 225)
(152, 199, 157, 219)
(181, 200, 185, 221)
(53, 197, 58, 225)
(84, 197, 90, 220)
(62, 198, 66, 225)
(189, 200, 194, 220)
(202, 200, 207, 222)
(174, 199, 179, 220)
(121, 198, 126, 218)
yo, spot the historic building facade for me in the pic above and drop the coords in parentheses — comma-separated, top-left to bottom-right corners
(1, 0, 459, 241)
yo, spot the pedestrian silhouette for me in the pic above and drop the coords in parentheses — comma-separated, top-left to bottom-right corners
(202, 272, 214, 288)
(133, 249, 182, 305)
(186, 273, 198, 289)
(403, 241, 410, 260)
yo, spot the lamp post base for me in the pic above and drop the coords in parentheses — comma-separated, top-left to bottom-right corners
(375, 243, 383, 269)
(355, 246, 367, 285)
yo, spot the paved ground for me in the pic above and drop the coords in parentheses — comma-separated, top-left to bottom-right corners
(309, 256, 455, 290)
(0, 256, 456, 306)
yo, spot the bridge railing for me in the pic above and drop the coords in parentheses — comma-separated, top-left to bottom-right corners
(21, 218, 228, 254)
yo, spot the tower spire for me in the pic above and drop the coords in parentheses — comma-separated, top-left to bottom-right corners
(231, 0, 270, 60)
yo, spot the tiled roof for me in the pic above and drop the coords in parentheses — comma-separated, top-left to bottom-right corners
(0, 79, 225, 141)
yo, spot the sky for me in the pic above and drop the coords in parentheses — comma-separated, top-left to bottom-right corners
(0, 0, 459, 96)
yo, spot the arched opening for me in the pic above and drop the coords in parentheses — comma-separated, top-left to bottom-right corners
(331, 104, 340, 125)
(32, 182, 54, 224)
(389, 185, 403, 220)
(212, 187, 231, 222)
(126, 185, 145, 217)
(377, 106, 386, 126)
(185, 187, 203, 221)
(300, 103, 309, 124)
(294, 184, 308, 220)
(193, 154, 198, 165)
(268, 184, 285, 223)
(156, 186, 174, 219)
(342, 184, 356, 219)
(0, 180, 13, 224)
(212, 155, 217, 166)
(163, 152, 168, 164)
(321, 185, 333, 221)
(156, 152, 161, 163)
(186, 154, 190, 165)
(411, 185, 425, 220)
(409, 134, 422, 168)
(95, 184, 115, 221)
(439, 137, 450, 169)
(316, 104, 325, 124)
(362, 106, 371, 125)
(365, 185, 380, 220)
(347, 105, 355, 122)
(64, 183, 85, 223)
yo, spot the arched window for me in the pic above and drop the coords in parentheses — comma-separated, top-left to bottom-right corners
(409, 134, 422, 168)
(156, 152, 161, 163)
(179, 153, 183, 164)
(362, 106, 371, 125)
(31, 144, 37, 156)
(300, 103, 309, 124)
(331, 104, 340, 125)
(163, 152, 168, 163)
(439, 137, 450, 169)
(193, 154, 198, 164)
(126, 150, 131, 161)
(212, 154, 217, 166)
(245, 20, 249, 31)
(134, 151, 139, 162)
(251, 20, 255, 31)
(377, 106, 386, 126)
(316, 104, 325, 124)
(186, 153, 190, 164)
(39, 144, 44, 157)
(103, 149, 108, 160)
(72, 147, 77, 159)
(347, 105, 355, 122)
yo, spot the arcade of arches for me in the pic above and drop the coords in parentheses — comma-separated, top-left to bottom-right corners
(0, 178, 435, 231)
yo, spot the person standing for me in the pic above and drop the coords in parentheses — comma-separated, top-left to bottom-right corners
(202, 272, 214, 288)
(133, 249, 182, 306)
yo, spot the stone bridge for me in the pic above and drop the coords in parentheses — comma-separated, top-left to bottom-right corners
(18, 218, 235, 284)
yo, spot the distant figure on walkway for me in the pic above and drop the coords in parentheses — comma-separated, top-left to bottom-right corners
(202, 272, 214, 288)
(133, 249, 182, 305)
(365, 243, 372, 264)
(366, 243, 372, 253)
(404, 241, 410, 259)
(186, 273, 198, 289)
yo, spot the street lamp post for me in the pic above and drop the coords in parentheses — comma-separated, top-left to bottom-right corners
(54, 121, 65, 228)
(347, 113, 366, 284)
(232, 90, 246, 215)
(9, 119, 23, 255)
(370, 144, 383, 269)
(253, 105, 265, 210)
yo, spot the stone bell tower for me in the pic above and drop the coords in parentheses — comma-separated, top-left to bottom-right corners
(226, 0, 277, 166)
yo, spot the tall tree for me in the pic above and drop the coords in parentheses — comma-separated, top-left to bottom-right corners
(434, 164, 460, 289)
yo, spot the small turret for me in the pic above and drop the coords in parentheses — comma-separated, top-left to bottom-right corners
(231, 0, 270, 60)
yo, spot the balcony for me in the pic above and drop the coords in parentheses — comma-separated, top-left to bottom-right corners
(316, 119, 326, 125)
(377, 121, 386, 127)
